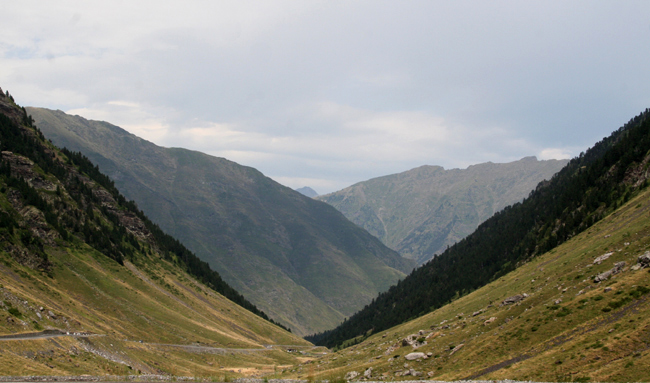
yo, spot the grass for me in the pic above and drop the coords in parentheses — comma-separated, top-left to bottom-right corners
(0, 229, 314, 378)
(281, 186, 650, 382)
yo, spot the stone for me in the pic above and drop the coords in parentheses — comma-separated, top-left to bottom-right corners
(501, 294, 527, 306)
(344, 371, 359, 381)
(484, 317, 497, 325)
(472, 309, 484, 316)
(554, 298, 563, 305)
(405, 352, 426, 361)
(604, 287, 613, 292)
(638, 251, 650, 267)
(594, 261, 626, 283)
(363, 367, 372, 378)
(450, 344, 464, 355)
(593, 252, 613, 264)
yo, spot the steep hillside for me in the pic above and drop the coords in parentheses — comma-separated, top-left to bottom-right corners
(318, 157, 567, 265)
(0, 88, 314, 377)
(27, 107, 414, 336)
(309, 108, 650, 348)
(284, 185, 650, 382)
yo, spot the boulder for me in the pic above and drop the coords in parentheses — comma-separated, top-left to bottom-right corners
(594, 261, 626, 283)
(500, 293, 528, 306)
(450, 343, 464, 355)
(593, 252, 613, 264)
(344, 371, 359, 381)
(405, 352, 426, 361)
(484, 317, 497, 325)
(363, 367, 372, 379)
(639, 251, 650, 268)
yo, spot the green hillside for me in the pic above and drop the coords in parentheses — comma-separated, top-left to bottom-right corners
(26, 107, 414, 336)
(308, 108, 650, 348)
(285, 184, 650, 382)
(319, 157, 567, 265)
(0, 88, 313, 378)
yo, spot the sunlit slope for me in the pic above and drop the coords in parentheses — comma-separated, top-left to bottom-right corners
(283, 186, 650, 382)
(27, 106, 414, 336)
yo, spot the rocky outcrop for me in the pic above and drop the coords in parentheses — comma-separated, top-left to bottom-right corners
(594, 261, 626, 283)
(500, 293, 528, 306)
(344, 371, 359, 381)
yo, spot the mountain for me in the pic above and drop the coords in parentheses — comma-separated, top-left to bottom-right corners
(286, 183, 650, 382)
(308, 108, 650, 348)
(26, 107, 415, 336)
(318, 157, 568, 265)
(0, 88, 312, 378)
(295, 186, 318, 198)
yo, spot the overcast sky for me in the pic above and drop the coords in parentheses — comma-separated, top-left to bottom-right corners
(2, 1, 649, 194)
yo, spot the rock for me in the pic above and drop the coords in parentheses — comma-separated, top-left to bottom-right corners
(594, 261, 626, 283)
(427, 371, 435, 377)
(405, 352, 426, 361)
(639, 251, 650, 267)
(604, 287, 613, 292)
(410, 369, 421, 377)
(363, 367, 372, 378)
(48, 310, 57, 319)
(484, 317, 497, 325)
(631, 264, 642, 271)
(593, 252, 613, 264)
(344, 371, 359, 381)
(450, 344, 464, 355)
(554, 298, 563, 305)
(426, 352, 433, 357)
(472, 309, 484, 316)
(501, 294, 527, 306)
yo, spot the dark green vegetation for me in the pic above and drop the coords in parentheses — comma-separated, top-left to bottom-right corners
(308, 108, 650, 348)
(319, 157, 567, 265)
(27, 107, 414, 336)
(0, 88, 312, 377)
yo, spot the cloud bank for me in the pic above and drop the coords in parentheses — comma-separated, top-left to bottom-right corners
(2, 1, 649, 193)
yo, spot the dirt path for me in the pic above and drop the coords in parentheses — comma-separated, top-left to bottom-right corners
(0, 329, 96, 341)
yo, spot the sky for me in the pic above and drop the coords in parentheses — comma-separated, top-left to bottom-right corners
(1, 1, 650, 194)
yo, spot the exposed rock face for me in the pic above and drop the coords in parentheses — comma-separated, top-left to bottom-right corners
(594, 261, 626, 282)
(363, 367, 372, 378)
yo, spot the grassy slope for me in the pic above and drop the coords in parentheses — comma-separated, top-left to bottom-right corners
(283, 186, 650, 382)
(27, 107, 414, 336)
(318, 157, 568, 265)
(0, 226, 314, 377)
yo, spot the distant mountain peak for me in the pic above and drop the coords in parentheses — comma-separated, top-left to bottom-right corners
(295, 186, 318, 198)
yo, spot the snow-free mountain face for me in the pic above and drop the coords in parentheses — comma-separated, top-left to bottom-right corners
(295, 186, 318, 198)
(319, 157, 568, 265)
(28, 106, 414, 336)
(0, 89, 310, 378)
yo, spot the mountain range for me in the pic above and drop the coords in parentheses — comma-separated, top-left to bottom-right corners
(0, 88, 312, 378)
(318, 157, 568, 265)
(308, 108, 650, 348)
(26, 107, 414, 336)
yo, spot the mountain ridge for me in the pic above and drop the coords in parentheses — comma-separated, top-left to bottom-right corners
(27, 106, 415, 336)
(318, 156, 568, 265)
(0, 88, 312, 378)
(308, 107, 650, 348)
